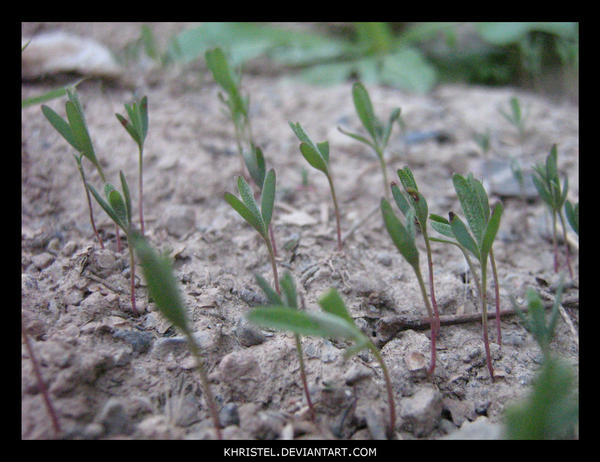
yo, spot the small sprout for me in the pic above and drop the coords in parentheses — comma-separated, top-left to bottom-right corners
(116, 95, 149, 235)
(391, 167, 441, 350)
(338, 82, 401, 198)
(532, 145, 573, 277)
(446, 173, 504, 379)
(41, 87, 106, 248)
(253, 272, 316, 422)
(503, 356, 578, 439)
(565, 200, 578, 236)
(499, 96, 528, 141)
(511, 277, 564, 358)
(381, 196, 437, 376)
(131, 233, 222, 439)
(247, 288, 396, 438)
(87, 171, 139, 315)
(473, 128, 491, 156)
(205, 47, 253, 172)
(289, 122, 343, 250)
(225, 171, 279, 293)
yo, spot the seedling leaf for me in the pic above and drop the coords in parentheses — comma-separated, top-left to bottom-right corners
(299, 142, 328, 174)
(280, 272, 298, 310)
(381, 198, 419, 269)
(261, 169, 276, 227)
(255, 274, 283, 305)
(352, 82, 378, 143)
(480, 202, 503, 263)
(449, 212, 480, 260)
(318, 288, 354, 326)
(224, 192, 264, 236)
(237, 176, 266, 233)
(41, 105, 79, 151)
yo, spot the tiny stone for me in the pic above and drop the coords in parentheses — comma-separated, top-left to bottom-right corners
(234, 318, 266, 347)
(400, 387, 443, 437)
(61, 240, 78, 256)
(31, 252, 54, 270)
(344, 363, 373, 385)
(219, 403, 240, 427)
(97, 398, 132, 436)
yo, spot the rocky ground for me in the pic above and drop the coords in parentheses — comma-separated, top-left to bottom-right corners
(21, 23, 578, 440)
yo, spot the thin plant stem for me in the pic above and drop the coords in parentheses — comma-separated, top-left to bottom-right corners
(76, 161, 104, 249)
(371, 347, 395, 438)
(128, 244, 138, 315)
(326, 174, 343, 251)
(375, 146, 390, 199)
(294, 333, 316, 423)
(489, 248, 502, 346)
(265, 236, 280, 295)
(138, 145, 145, 236)
(414, 267, 436, 377)
(116, 225, 122, 252)
(558, 211, 574, 278)
(269, 223, 278, 258)
(551, 212, 559, 273)
(423, 230, 440, 338)
(480, 266, 495, 380)
(22, 321, 62, 437)
(186, 333, 222, 440)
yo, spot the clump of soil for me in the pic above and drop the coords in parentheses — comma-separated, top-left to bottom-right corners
(22, 23, 578, 440)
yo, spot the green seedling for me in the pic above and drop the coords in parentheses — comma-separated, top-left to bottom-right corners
(473, 128, 491, 156)
(432, 173, 504, 379)
(391, 167, 441, 342)
(532, 145, 573, 277)
(380, 197, 438, 376)
(499, 96, 528, 142)
(116, 95, 149, 235)
(565, 200, 578, 236)
(87, 171, 138, 315)
(511, 277, 564, 358)
(503, 356, 578, 439)
(247, 288, 396, 438)
(289, 122, 342, 250)
(338, 82, 401, 198)
(225, 171, 279, 293)
(41, 87, 107, 248)
(131, 233, 222, 439)
(205, 47, 253, 172)
(254, 272, 316, 422)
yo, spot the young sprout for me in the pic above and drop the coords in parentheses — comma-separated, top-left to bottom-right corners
(380, 197, 438, 376)
(247, 288, 396, 438)
(254, 272, 316, 423)
(225, 170, 279, 293)
(499, 96, 528, 142)
(116, 95, 149, 235)
(473, 128, 491, 157)
(431, 173, 504, 379)
(391, 167, 441, 338)
(87, 171, 138, 315)
(130, 232, 222, 439)
(532, 145, 573, 278)
(289, 121, 342, 250)
(205, 47, 253, 173)
(41, 87, 107, 248)
(338, 82, 401, 198)
(511, 277, 564, 359)
(565, 200, 578, 236)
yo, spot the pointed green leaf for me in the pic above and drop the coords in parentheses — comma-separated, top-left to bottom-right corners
(237, 176, 266, 233)
(318, 288, 354, 326)
(480, 202, 503, 263)
(116, 112, 140, 145)
(299, 142, 328, 174)
(397, 167, 417, 191)
(107, 187, 128, 231)
(131, 232, 190, 335)
(383, 107, 401, 146)
(41, 105, 80, 151)
(391, 182, 410, 216)
(247, 307, 363, 342)
(429, 214, 455, 238)
(381, 198, 419, 269)
(453, 173, 486, 244)
(119, 171, 132, 228)
(316, 141, 330, 165)
(65, 100, 98, 170)
(337, 126, 375, 150)
(88, 182, 123, 228)
(352, 82, 378, 143)
(243, 145, 266, 189)
(224, 192, 265, 236)
(255, 273, 283, 305)
(260, 169, 276, 228)
(449, 212, 480, 260)
(280, 272, 298, 310)
(468, 174, 490, 221)
(565, 201, 578, 235)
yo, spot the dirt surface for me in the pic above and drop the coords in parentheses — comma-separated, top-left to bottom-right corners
(21, 23, 579, 440)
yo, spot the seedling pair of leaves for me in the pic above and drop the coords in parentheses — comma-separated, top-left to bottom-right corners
(289, 121, 343, 250)
(41, 88, 107, 248)
(532, 145, 574, 278)
(131, 233, 222, 439)
(247, 287, 396, 438)
(382, 167, 440, 376)
(428, 173, 503, 379)
(338, 82, 401, 198)
(116, 95, 149, 235)
(499, 96, 528, 142)
(205, 47, 253, 171)
(253, 272, 316, 422)
(87, 172, 139, 315)
(225, 170, 279, 293)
